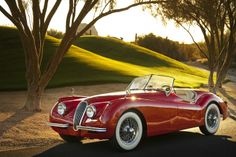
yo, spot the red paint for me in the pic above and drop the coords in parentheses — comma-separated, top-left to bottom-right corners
(49, 89, 228, 139)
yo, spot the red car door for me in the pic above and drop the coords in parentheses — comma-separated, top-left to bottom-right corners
(171, 92, 202, 131)
(141, 92, 178, 136)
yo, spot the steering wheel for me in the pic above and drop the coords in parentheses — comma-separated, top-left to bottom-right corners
(161, 84, 171, 96)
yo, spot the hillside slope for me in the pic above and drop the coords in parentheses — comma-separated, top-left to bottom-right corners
(74, 36, 209, 86)
(0, 27, 208, 90)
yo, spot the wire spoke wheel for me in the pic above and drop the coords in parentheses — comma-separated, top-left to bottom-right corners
(112, 112, 143, 151)
(119, 118, 138, 144)
(200, 103, 221, 135)
(207, 109, 219, 129)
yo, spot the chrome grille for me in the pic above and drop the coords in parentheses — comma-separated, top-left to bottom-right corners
(73, 101, 87, 130)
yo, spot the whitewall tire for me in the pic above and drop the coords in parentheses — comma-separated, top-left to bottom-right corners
(112, 111, 143, 151)
(200, 103, 221, 135)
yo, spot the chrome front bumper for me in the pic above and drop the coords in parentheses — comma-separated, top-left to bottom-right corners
(47, 122, 107, 133)
(47, 122, 69, 128)
(76, 125, 107, 132)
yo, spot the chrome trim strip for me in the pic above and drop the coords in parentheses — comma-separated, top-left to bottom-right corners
(47, 122, 107, 133)
(47, 122, 69, 128)
(76, 125, 107, 132)
(90, 101, 111, 105)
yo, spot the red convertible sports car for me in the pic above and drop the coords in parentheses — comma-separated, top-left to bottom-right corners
(48, 74, 228, 151)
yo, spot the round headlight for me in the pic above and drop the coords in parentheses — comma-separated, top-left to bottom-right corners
(86, 106, 96, 118)
(57, 103, 67, 115)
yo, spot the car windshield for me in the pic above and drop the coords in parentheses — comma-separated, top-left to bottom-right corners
(127, 75, 174, 91)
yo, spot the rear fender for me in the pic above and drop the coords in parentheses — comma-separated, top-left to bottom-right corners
(196, 93, 226, 124)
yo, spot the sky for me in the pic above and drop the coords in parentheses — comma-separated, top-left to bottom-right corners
(0, 0, 204, 44)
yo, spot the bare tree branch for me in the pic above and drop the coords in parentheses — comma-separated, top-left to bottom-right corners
(214, 39, 229, 67)
(32, 0, 41, 55)
(0, 5, 19, 26)
(71, 0, 78, 24)
(43, 0, 62, 35)
(4, 0, 29, 32)
(175, 21, 209, 59)
(41, 0, 49, 22)
(100, 0, 112, 13)
(17, 0, 27, 23)
(39, 0, 49, 65)
(71, 0, 95, 31)
(66, 0, 74, 32)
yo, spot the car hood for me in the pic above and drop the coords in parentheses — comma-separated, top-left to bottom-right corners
(85, 91, 127, 104)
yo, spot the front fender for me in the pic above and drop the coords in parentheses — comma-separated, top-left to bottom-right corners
(100, 98, 143, 138)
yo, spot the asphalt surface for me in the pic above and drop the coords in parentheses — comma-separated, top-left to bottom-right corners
(0, 129, 236, 157)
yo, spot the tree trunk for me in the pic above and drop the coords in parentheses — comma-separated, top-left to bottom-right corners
(208, 68, 215, 93)
(215, 71, 223, 92)
(216, 53, 233, 90)
(23, 45, 43, 112)
(24, 84, 44, 112)
(216, 32, 236, 91)
(216, 64, 223, 90)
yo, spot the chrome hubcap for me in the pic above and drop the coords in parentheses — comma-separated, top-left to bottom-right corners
(207, 109, 218, 129)
(120, 118, 138, 144)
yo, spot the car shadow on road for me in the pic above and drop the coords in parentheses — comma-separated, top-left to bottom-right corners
(34, 131, 236, 157)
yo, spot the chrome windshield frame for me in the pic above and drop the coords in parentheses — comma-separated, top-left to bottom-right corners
(126, 74, 175, 92)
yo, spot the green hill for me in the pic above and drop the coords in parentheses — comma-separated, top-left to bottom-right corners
(0, 26, 209, 90)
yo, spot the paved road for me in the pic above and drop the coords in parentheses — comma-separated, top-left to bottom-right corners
(1, 120, 236, 157)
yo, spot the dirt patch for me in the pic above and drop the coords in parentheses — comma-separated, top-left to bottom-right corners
(0, 83, 127, 152)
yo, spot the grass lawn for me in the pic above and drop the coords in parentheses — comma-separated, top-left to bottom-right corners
(0, 26, 209, 90)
